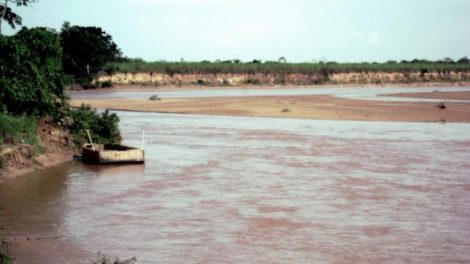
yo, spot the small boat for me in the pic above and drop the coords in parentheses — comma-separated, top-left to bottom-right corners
(81, 130, 145, 164)
(81, 143, 145, 164)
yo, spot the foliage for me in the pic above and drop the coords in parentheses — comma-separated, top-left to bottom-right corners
(0, 113, 38, 145)
(100, 80, 113, 88)
(60, 22, 122, 78)
(0, 0, 37, 34)
(91, 252, 137, 264)
(0, 238, 11, 264)
(0, 27, 68, 119)
(149, 94, 161, 101)
(105, 58, 470, 76)
(0, 5, 21, 30)
(67, 105, 121, 146)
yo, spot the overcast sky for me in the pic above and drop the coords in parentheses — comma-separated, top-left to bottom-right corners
(4, 0, 470, 62)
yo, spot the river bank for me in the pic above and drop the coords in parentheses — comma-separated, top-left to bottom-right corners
(95, 71, 470, 87)
(0, 121, 75, 183)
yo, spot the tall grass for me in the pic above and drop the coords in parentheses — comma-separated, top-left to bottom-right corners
(104, 60, 470, 75)
(0, 113, 38, 146)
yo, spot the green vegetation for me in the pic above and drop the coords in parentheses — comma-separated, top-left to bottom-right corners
(104, 58, 470, 76)
(0, 25, 122, 150)
(0, 0, 37, 35)
(67, 105, 121, 146)
(0, 27, 68, 119)
(149, 94, 161, 101)
(0, 113, 38, 146)
(0, 238, 10, 264)
(60, 22, 121, 80)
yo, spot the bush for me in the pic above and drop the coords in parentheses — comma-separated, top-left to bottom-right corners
(0, 27, 68, 119)
(0, 238, 11, 264)
(149, 95, 161, 101)
(101, 80, 113, 88)
(67, 105, 121, 146)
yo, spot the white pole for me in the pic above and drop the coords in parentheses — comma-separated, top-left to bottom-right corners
(140, 131, 145, 150)
(86, 129, 95, 150)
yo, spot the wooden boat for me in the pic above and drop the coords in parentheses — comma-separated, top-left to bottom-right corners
(81, 143, 145, 164)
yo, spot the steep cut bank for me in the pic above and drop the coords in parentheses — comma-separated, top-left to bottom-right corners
(96, 71, 470, 87)
(0, 120, 75, 182)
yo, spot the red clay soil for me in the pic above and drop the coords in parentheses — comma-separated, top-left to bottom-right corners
(0, 121, 75, 182)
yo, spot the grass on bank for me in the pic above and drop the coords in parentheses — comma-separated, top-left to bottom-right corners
(0, 113, 38, 147)
(0, 113, 39, 169)
(104, 60, 470, 76)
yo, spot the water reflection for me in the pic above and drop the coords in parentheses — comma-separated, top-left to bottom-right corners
(0, 162, 74, 237)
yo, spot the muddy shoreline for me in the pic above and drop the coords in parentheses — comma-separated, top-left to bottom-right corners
(0, 122, 76, 184)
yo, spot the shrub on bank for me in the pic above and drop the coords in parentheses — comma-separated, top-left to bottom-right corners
(0, 238, 11, 264)
(67, 105, 121, 146)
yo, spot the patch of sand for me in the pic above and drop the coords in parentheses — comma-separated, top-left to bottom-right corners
(387, 91, 470, 101)
(71, 93, 470, 123)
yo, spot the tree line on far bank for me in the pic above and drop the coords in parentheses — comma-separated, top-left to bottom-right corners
(105, 56, 470, 78)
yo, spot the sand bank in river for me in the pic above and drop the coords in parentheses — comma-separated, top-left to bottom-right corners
(70, 91, 470, 123)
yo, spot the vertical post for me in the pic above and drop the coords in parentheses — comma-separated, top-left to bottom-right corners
(140, 131, 145, 150)
(86, 129, 95, 151)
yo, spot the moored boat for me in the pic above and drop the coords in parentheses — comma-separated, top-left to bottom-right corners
(81, 143, 145, 164)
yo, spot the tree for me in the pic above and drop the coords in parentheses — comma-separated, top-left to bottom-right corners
(0, 27, 67, 117)
(457, 56, 469, 64)
(0, 0, 37, 34)
(278, 56, 287, 63)
(60, 22, 121, 79)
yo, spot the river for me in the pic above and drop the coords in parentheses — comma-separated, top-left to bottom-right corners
(1, 110, 470, 263)
(69, 86, 470, 102)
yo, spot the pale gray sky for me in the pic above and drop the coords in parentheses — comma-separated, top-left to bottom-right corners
(4, 0, 470, 62)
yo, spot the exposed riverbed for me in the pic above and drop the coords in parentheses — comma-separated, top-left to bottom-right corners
(1, 111, 470, 263)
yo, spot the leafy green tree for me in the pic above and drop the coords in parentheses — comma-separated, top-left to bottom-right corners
(0, 27, 68, 118)
(60, 22, 122, 78)
(0, 0, 37, 34)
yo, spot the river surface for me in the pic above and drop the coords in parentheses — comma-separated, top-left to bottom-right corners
(1, 112, 470, 263)
(69, 86, 470, 103)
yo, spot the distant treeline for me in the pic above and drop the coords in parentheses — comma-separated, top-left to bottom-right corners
(104, 57, 470, 76)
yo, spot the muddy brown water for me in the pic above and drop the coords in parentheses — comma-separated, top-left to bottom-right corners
(1, 112, 470, 263)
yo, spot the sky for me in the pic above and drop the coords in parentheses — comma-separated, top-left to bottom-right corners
(3, 0, 470, 62)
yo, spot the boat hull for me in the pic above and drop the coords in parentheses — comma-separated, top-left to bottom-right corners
(82, 144, 145, 164)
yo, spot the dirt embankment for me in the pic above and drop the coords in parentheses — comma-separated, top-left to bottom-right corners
(0, 121, 75, 182)
(96, 71, 470, 86)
